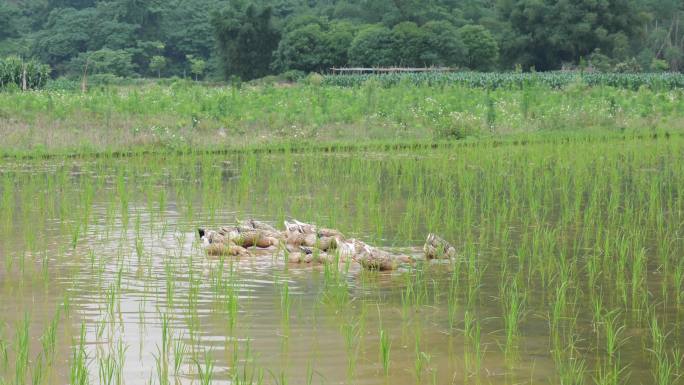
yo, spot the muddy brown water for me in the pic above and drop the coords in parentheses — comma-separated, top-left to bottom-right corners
(0, 147, 681, 385)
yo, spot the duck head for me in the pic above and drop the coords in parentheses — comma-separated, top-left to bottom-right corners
(198, 228, 223, 248)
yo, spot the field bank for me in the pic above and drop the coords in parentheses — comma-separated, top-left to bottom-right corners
(1, 80, 683, 155)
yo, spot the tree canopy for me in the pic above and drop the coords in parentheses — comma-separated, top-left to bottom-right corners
(0, 0, 681, 80)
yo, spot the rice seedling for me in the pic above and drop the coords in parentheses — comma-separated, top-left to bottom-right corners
(340, 320, 360, 379)
(463, 309, 484, 377)
(379, 328, 391, 376)
(675, 261, 684, 308)
(501, 280, 526, 359)
(593, 357, 629, 385)
(412, 330, 432, 382)
(114, 340, 128, 385)
(98, 353, 116, 385)
(70, 324, 90, 385)
(14, 313, 30, 385)
(172, 335, 187, 376)
(194, 348, 215, 385)
(280, 280, 291, 329)
(40, 308, 59, 365)
(603, 310, 627, 363)
(0, 323, 7, 373)
(552, 337, 587, 385)
(153, 313, 172, 385)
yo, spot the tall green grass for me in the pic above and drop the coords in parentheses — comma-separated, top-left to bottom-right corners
(0, 80, 683, 155)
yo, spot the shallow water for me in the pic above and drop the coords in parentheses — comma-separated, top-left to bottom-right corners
(1, 139, 683, 384)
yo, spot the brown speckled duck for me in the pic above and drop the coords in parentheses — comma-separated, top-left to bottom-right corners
(284, 220, 343, 252)
(423, 233, 456, 259)
(355, 244, 412, 271)
(286, 246, 340, 264)
(221, 219, 283, 248)
(197, 228, 249, 257)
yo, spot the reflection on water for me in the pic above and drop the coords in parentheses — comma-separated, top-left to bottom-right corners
(0, 141, 682, 384)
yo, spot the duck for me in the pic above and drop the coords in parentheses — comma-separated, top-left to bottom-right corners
(337, 238, 411, 271)
(355, 244, 412, 271)
(338, 238, 366, 261)
(198, 228, 249, 257)
(286, 246, 337, 264)
(223, 219, 284, 248)
(284, 220, 317, 247)
(423, 233, 456, 259)
(283, 220, 342, 252)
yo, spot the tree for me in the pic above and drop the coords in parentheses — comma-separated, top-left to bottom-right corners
(272, 18, 355, 73)
(32, 8, 96, 70)
(348, 25, 398, 67)
(0, 3, 20, 40)
(149, 55, 166, 78)
(130, 41, 165, 75)
(391, 22, 430, 67)
(4, 0, 681, 77)
(187, 55, 206, 80)
(67, 48, 136, 77)
(458, 24, 499, 70)
(273, 23, 328, 73)
(323, 21, 356, 68)
(499, 0, 645, 70)
(421, 20, 467, 67)
(638, 1, 684, 71)
(212, 4, 280, 80)
(161, 0, 218, 72)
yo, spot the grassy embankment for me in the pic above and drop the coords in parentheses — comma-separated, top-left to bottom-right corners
(0, 75, 683, 156)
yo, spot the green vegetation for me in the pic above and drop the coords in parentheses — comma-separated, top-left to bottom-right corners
(0, 0, 682, 84)
(0, 56, 50, 89)
(1, 2, 683, 377)
(1, 122, 684, 383)
(0, 79, 683, 155)
(322, 71, 684, 89)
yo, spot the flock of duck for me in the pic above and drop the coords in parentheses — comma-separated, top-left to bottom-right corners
(198, 219, 456, 271)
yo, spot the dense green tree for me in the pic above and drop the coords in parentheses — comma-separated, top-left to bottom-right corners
(47, 0, 97, 9)
(32, 8, 96, 69)
(67, 48, 136, 77)
(187, 55, 207, 80)
(273, 24, 328, 72)
(272, 18, 355, 72)
(421, 20, 466, 67)
(213, 4, 280, 80)
(324, 21, 356, 68)
(638, 0, 684, 71)
(391, 22, 429, 67)
(348, 25, 398, 66)
(458, 24, 499, 70)
(149, 55, 166, 78)
(0, 0, 681, 78)
(0, 3, 20, 40)
(161, 0, 218, 65)
(499, 0, 645, 70)
(130, 40, 165, 75)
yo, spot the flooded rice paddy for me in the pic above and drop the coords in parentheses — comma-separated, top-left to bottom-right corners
(1, 136, 684, 385)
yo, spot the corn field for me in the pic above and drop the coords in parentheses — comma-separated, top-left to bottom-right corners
(323, 71, 684, 89)
(0, 56, 51, 90)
